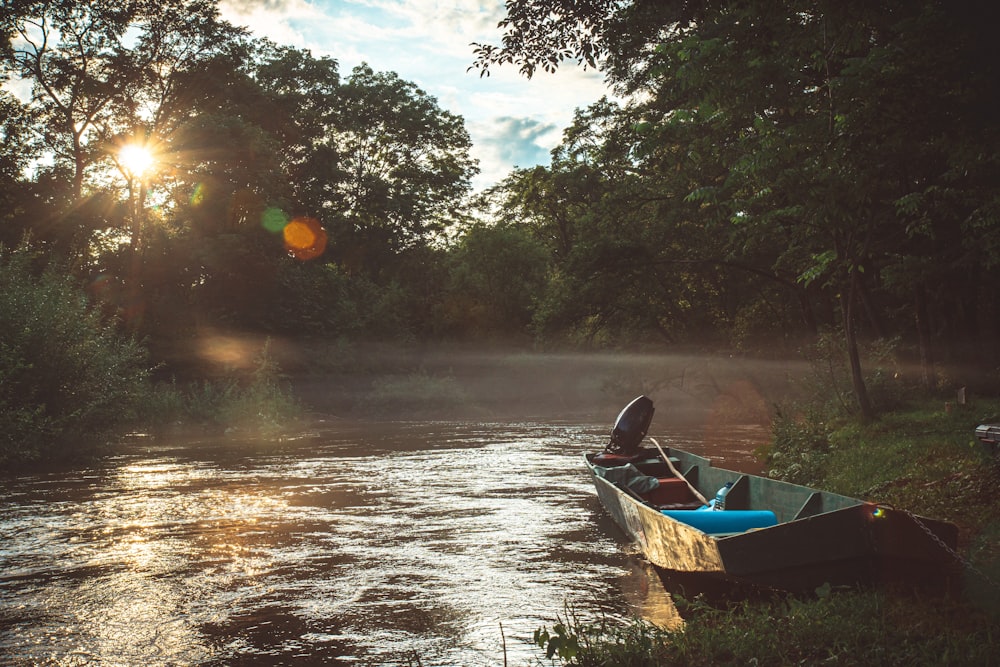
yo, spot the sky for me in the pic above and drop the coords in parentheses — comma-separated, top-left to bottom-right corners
(217, 0, 614, 191)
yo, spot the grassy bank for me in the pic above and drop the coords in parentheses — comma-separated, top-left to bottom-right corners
(535, 398, 1000, 666)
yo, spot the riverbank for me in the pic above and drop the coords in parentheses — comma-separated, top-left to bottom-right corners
(536, 398, 1000, 666)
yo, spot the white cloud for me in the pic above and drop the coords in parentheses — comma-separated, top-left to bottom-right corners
(468, 115, 560, 189)
(218, 0, 613, 190)
(219, 0, 319, 47)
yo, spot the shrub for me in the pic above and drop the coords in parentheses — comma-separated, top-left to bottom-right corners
(217, 338, 300, 431)
(764, 407, 832, 486)
(0, 245, 149, 466)
(141, 339, 300, 433)
(535, 590, 999, 666)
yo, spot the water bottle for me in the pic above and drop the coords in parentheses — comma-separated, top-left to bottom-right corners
(712, 482, 733, 511)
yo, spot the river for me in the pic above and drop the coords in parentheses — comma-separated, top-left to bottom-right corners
(0, 418, 766, 666)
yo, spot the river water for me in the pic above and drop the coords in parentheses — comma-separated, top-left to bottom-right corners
(0, 419, 766, 666)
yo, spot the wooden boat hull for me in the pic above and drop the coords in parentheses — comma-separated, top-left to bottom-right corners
(587, 447, 960, 594)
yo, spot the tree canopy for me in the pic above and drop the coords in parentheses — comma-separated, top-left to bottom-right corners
(1, 0, 478, 349)
(475, 0, 1000, 416)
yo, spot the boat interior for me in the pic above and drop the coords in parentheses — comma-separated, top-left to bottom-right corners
(588, 446, 863, 525)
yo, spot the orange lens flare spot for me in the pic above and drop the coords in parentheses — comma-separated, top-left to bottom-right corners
(283, 217, 327, 261)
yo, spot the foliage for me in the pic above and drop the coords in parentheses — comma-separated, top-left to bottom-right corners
(2, 0, 1000, 426)
(441, 222, 549, 338)
(0, 244, 149, 466)
(141, 339, 299, 433)
(0, 3, 477, 359)
(535, 613, 671, 666)
(471, 0, 616, 77)
(267, 261, 408, 338)
(324, 64, 478, 270)
(673, 589, 998, 666)
(765, 333, 927, 484)
(1, 0, 248, 209)
(794, 332, 910, 418)
(364, 371, 469, 416)
(216, 339, 300, 431)
(765, 408, 832, 487)
(478, 0, 1000, 418)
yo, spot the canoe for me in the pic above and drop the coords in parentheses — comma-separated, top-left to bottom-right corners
(587, 396, 961, 594)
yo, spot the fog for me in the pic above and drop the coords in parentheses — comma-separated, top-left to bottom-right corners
(175, 333, 809, 428)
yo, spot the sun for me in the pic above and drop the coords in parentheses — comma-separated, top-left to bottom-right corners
(119, 143, 155, 176)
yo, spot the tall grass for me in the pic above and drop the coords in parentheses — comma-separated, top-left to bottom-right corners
(142, 339, 300, 434)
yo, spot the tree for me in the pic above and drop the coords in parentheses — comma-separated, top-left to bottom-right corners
(476, 0, 1000, 417)
(471, 0, 623, 77)
(1, 0, 250, 259)
(484, 102, 734, 347)
(321, 64, 478, 275)
(443, 222, 549, 337)
(0, 91, 43, 247)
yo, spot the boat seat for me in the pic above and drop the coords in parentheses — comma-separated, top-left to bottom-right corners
(592, 452, 629, 467)
(642, 477, 701, 507)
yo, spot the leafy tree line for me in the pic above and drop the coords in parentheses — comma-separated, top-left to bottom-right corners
(1, 0, 999, 447)
(475, 0, 1000, 418)
(0, 0, 481, 359)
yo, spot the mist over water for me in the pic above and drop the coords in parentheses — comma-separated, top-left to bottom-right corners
(284, 345, 804, 427)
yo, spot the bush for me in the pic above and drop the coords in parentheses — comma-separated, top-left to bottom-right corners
(0, 245, 149, 466)
(142, 339, 300, 433)
(763, 407, 832, 486)
(217, 339, 300, 431)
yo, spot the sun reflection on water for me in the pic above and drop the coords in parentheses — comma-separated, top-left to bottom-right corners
(0, 420, 763, 664)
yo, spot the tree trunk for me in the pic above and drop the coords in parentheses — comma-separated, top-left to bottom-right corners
(914, 283, 934, 389)
(842, 270, 875, 421)
(857, 274, 886, 339)
(797, 286, 818, 334)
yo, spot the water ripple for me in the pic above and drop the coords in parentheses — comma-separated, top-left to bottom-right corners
(0, 420, 766, 665)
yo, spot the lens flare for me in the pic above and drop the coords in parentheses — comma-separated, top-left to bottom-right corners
(190, 183, 205, 206)
(262, 207, 288, 234)
(283, 217, 327, 261)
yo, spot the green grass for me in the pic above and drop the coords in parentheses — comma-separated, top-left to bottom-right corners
(821, 400, 1000, 539)
(536, 589, 999, 666)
